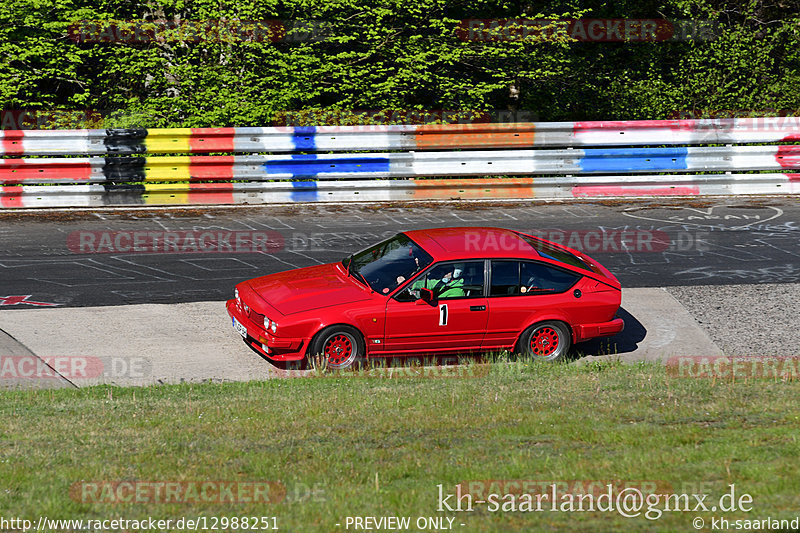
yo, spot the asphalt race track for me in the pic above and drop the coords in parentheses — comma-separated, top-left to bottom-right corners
(1, 197, 798, 387)
(1, 198, 798, 309)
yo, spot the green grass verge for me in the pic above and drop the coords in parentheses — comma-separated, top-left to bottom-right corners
(1, 360, 799, 532)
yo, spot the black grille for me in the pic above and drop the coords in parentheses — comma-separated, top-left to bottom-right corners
(248, 308, 265, 328)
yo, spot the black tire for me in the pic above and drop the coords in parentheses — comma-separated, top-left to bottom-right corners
(518, 321, 572, 362)
(308, 325, 365, 370)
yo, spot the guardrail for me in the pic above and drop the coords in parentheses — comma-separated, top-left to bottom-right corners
(3, 118, 800, 155)
(1, 118, 799, 207)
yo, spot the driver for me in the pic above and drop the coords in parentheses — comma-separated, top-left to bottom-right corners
(412, 264, 466, 298)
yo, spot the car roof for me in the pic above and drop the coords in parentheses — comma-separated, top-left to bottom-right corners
(404, 227, 541, 261)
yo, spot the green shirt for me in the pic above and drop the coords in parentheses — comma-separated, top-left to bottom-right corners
(412, 276, 465, 298)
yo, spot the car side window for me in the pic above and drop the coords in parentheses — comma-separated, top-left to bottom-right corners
(520, 262, 580, 294)
(396, 261, 485, 301)
(490, 261, 520, 296)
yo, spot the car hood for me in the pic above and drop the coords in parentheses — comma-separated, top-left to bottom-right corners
(246, 263, 372, 316)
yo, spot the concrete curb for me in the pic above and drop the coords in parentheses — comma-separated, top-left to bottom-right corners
(0, 328, 74, 389)
(573, 288, 723, 364)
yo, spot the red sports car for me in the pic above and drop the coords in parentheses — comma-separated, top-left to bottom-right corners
(227, 227, 624, 368)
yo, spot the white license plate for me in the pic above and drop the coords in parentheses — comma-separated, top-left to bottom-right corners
(232, 317, 247, 338)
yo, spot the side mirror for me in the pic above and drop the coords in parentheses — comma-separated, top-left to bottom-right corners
(418, 288, 435, 305)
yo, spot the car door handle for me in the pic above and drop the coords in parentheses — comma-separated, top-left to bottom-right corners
(469, 305, 486, 311)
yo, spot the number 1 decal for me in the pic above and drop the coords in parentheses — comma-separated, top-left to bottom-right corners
(439, 303, 448, 326)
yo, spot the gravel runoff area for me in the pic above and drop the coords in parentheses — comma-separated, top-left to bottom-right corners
(667, 283, 800, 356)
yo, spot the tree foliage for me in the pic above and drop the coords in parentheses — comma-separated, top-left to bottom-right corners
(0, 0, 798, 126)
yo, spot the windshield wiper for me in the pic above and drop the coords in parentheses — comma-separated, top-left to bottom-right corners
(352, 269, 371, 289)
(344, 255, 371, 289)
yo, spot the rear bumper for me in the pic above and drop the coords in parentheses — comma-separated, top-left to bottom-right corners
(226, 299, 307, 361)
(575, 317, 625, 343)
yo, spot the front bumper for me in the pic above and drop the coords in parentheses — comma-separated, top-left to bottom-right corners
(575, 317, 625, 343)
(226, 299, 307, 361)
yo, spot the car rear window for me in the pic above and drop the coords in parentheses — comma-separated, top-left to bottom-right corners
(520, 261, 580, 293)
(517, 233, 597, 272)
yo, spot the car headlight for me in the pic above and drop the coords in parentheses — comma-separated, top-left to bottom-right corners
(234, 288, 239, 300)
(262, 317, 277, 334)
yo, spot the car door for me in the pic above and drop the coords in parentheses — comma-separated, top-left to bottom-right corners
(483, 260, 581, 350)
(383, 260, 488, 354)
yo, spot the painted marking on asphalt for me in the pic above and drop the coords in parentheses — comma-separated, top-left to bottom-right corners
(0, 295, 59, 307)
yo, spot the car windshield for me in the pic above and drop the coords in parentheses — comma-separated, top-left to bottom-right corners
(343, 233, 433, 295)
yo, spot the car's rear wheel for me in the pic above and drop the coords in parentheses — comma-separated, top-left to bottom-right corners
(519, 321, 571, 362)
(310, 326, 365, 370)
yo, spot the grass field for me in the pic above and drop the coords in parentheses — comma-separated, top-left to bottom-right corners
(1, 359, 799, 532)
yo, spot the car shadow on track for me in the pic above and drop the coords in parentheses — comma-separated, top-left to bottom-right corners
(572, 307, 647, 359)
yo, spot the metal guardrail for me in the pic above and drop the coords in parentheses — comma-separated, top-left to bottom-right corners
(2, 173, 797, 209)
(1, 118, 799, 207)
(2, 118, 800, 156)
(3, 145, 799, 184)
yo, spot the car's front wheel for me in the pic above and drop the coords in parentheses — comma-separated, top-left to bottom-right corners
(309, 325, 365, 370)
(519, 321, 571, 362)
